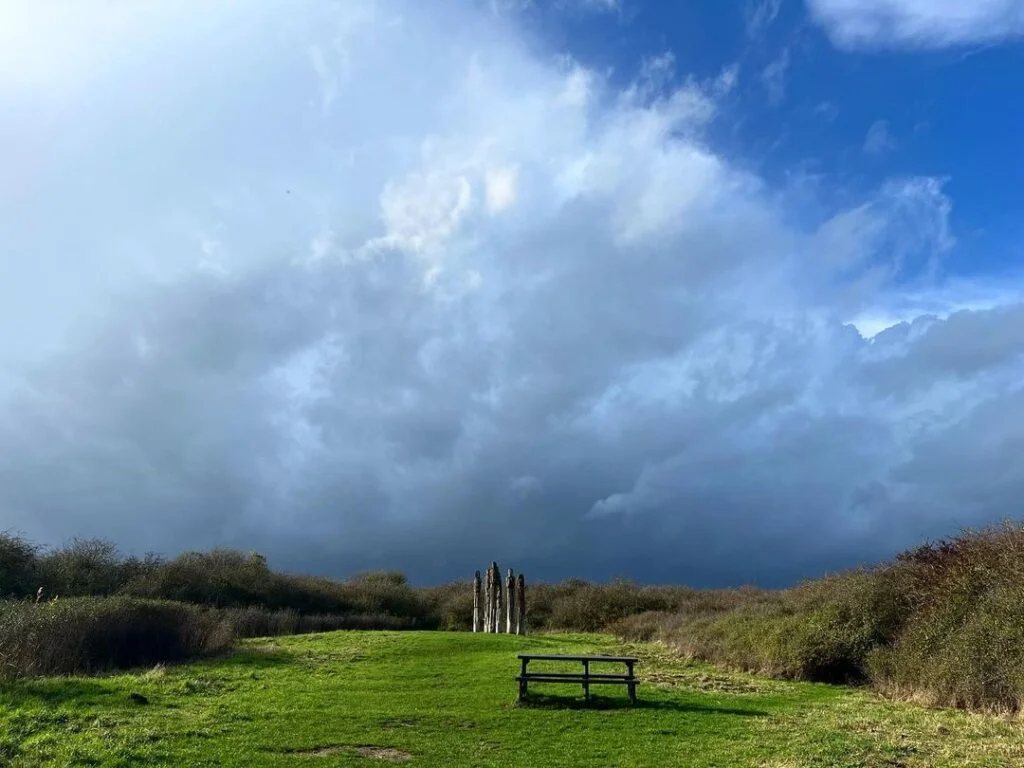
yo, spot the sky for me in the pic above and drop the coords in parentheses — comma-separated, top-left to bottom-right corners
(1, 0, 1023, 587)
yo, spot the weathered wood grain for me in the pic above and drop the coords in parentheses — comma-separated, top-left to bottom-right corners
(505, 568, 515, 634)
(483, 564, 492, 633)
(516, 573, 526, 635)
(491, 562, 501, 634)
(472, 570, 482, 633)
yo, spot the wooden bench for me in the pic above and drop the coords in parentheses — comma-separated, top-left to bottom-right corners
(516, 654, 638, 704)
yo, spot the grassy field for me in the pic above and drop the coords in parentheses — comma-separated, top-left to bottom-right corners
(1, 631, 1022, 768)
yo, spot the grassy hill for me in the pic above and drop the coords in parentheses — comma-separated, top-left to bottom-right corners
(1, 631, 1021, 767)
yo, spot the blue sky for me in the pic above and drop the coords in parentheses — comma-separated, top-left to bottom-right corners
(526, 0, 1024, 280)
(1, 0, 1024, 585)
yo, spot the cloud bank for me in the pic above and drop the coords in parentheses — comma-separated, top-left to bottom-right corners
(1, 0, 1023, 585)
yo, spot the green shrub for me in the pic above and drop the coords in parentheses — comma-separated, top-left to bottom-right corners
(39, 538, 142, 597)
(611, 522, 1024, 710)
(0, 533, 40, 599)
(122, 549, 276, 607)
(123, 555, 435, 626)
(222, 606, 421, 638)
(422, 582, 474, 631)
(0, 598, 232, 677)
(339, 571, 434, 625)
(869, 525, 1024, 710)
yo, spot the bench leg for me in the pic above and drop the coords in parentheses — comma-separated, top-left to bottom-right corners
(583, 660, 590, 701)
(519, 678, 528, 702)
(628, 681, 636, 705)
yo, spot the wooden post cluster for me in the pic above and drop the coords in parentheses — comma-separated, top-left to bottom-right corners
(472, 563, 526, 634)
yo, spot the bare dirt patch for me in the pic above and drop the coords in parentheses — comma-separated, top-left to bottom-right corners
(281, 745, 411, 761)
(356, 746, 412, 762)
(290, 746, 346, 757)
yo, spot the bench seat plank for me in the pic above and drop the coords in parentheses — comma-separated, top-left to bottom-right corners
(517, 654, 637, 663)
(518, 672, 633, 680)
(518, 675, 634, 685)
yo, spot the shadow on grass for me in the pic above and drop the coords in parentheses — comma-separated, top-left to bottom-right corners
(206, 647, 296, 670)
(515, 692, 767, 717)
(0, 646, 297, 709)
(0, 678, 120, 708)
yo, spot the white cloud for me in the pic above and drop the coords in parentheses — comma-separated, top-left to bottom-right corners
(376, 171, 475, 280)
(863, 119, 897, 155)
(197, 232, 230, 277)
(745, 0, 783, 38)
(484, 166, 519, 213)
(0, 0, 1022, 583)
(0, 2, 248, 92)
(760, 48, 790, 104)
(807, 0, 1024, 50)
(713, 63, 741, 95)
(308, 44, 337, 113)
(814, 100, 839, 121)
(489, 0, 533, 15)
(490, 0, 621, 14)
(309, 228, 336, 263)
(559, 64, 596, 107)
(573, 0, 621, 10)
(852, 277, 1024, 338)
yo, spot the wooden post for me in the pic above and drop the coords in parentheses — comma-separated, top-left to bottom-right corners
(483, 565, 492, 633)
(491, 562, 501, 634)
(505, 569, 515, 634)
(516, 573, 526, 635)
(472, 571, 482, 633)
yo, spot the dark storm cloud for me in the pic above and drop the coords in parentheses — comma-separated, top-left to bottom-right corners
(1, 0, 1022, 585)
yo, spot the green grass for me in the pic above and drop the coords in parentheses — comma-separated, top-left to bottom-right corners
(1, 631, 1022, 767)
